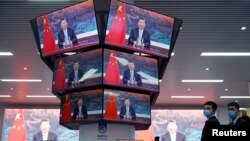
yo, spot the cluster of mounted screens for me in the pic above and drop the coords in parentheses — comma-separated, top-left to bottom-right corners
(30, 0, 182, 130)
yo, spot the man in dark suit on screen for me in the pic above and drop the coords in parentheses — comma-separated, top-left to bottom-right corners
(119, 98, 136, 120)
(58, 18, 78, 49)
(67, 62, 84, 87)
(128, 18, 151, 49)
(122, 60, 142, 87)
(33, 119, 57, 141)
(161, 120, 186, 141)
(73, 98, 88, 120)
(201, 101, 220, 141)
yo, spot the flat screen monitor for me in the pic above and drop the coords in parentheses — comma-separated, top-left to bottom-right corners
(103, 49, 159, 92)
(103, 89, 151, 125)
(52, 49, 102, 92)
(136, 110, 206, 141)
(105, 0, 174, 58)
(1, 109, 78, 141)
(36, 0, 99, 57)
(60, 89, 103, 123)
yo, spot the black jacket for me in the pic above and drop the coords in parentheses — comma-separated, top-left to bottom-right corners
(122, 69, 142, 86)
(72, 105, 88, 120)
(201, 116, 220, 141)
(58, 27, 78, 49)
(119, 106, 136, 120)
(128, 27, 151, 48)
(67, 69, 84, 87)
(33, 131, 57, 141)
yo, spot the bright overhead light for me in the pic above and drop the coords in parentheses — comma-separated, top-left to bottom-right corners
(26, 95, 56, 98)
(241, 26, 247, 31)
(205, 68, 209, 71)
(0, 79, 42, 82)
(181, 80, 224, 83)
(220, 96, 250, 99)
(187, 88, 191, 91)
(47, 88, 50, 91)
(180, 27, 182, 30)
(64, 52, 76, 55)
(171, 52, 175, 56)
(225, 89, 228, 91)
(10, 88, 14, 91)
(0, 95, 11, 98)
(201, 52, 250, 56)
(159, 79, 162, 83)
(23, 67, 28, 70)
(171, 96, 204, 99)
(0, 52, 13, 56)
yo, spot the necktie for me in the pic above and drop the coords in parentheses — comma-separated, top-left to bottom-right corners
(74, 71, 78, 82)
(137, 30, 142, 42)
(130, 71, 134, 81)
(64, 30, 69, 42)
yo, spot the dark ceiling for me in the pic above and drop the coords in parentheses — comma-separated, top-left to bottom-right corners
(0, 0, 249, 107)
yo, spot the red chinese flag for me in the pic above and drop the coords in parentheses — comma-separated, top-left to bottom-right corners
(61, 94, 72, 122)
(105, 51, 120, 84)
(107, 2, 126, 44)
(54, 58, 66, 90)
(43, 15, 56, 54)
(105, 91, 118, 120)
(8, 109, 27, 141)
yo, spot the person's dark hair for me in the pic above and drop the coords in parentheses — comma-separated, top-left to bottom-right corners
(167, 119, 176, 126)
(128, 60, 134, 64)
(40, 119, 50, 124)
(227, 102, 240, 110)
(204, 101, 217, 111)
(125, 97, 130, 101)
(60, 18, 67, 23)
(138, 17, 145, 22)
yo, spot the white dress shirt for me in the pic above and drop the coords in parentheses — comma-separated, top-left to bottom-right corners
(170, 133, 176, 141)
(42, 132, 48, 141)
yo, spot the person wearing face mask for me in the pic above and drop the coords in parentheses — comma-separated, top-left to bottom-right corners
(227, 102, 247, 126)
(201, 101, 220, 141)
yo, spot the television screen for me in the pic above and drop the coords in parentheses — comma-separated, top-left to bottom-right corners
(60, 89, 103, 123)
(36, 0, 99, 56)
(105, 0, 174, 58)
(103, 89, 151, 125)
(135, 110, 206, 141)
(103, 49, 159, 92)
(1, 109, 78, 141)
(52, 49, 102, 92)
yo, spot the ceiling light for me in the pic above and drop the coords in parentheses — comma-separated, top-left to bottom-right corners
(220, 96, 250, 99)
(0, 52, 13, 56)
(187, 88, 191, 91)
(47, 88, 50, 91)
(241, 26, 247, 31)
(23, 67, 28, 70)
(26, 95, 56, 98)
(10, 88, 14, 91)
(0, 95, 11, 98)
(205, 68, 209, 71)
(64, 52, 76, 55)
(171, 96, 204, 99)
(159, 80, 162, 83)
(171, 52, 175, 56)
(225, 89, 228, 91)
(201, 52, 250, 56)
(180, 27, 182, 30)
(181, 80, 224, 83)
(0, 79, 42, 82)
